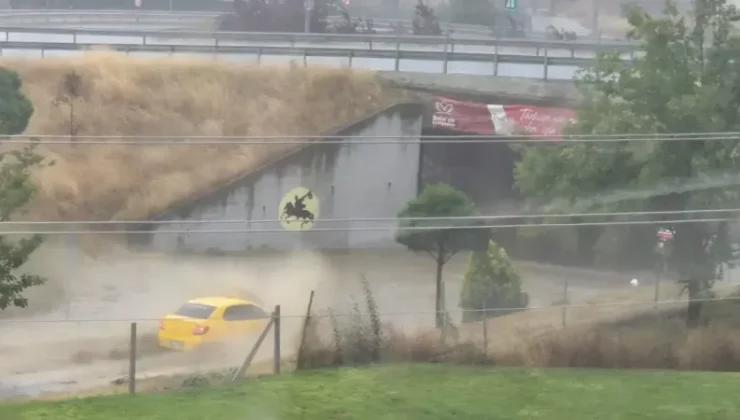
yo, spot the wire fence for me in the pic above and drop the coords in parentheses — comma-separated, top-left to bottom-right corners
(0, 220, 725, 238)
(6, 132, 740, 144)
(0, 209, 738, 237)
(1, 268, 732, 397)
(0, 217, 734, 235)
(2, 207, 738, 226)
(0, 289, 728, 398)
(1, 294, 735, 324)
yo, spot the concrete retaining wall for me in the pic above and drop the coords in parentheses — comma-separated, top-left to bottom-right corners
(127, 103, 425, 253)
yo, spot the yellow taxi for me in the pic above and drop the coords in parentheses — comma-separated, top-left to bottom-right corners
(157, 296, 270, 351)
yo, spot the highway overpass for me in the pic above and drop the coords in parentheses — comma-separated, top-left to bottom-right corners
(0, 11, 589, 100)
(0, 25, 636, 83)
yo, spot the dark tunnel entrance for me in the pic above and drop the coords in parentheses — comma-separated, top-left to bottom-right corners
(418, 127, 522, 215)
(415, 96, 581, 265)
(417, 127, 523, 253)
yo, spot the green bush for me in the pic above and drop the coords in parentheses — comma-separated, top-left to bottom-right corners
(460, 240, 529, 323)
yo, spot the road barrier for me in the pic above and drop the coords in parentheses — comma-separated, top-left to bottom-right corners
(0, 25, 638, 53)
(0, 41, 633, 80)
(0, 11, 639, 80)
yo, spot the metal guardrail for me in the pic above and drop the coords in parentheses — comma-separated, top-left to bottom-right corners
(0, 25, 639, 53)
(0, 9, 220, 20)
(0, 9, 597, 41)
(0, 41, 632, 80)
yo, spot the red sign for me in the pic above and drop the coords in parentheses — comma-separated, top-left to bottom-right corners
(431, 97, 576, 137)
(431, 97, 497, 135)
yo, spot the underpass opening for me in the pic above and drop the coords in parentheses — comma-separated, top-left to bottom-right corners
(419, 95, 576, 262)
(420, 126, 519, 215)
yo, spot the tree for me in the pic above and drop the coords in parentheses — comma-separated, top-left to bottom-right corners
(460, 240, 528, 322)
(514, 0, 740, 326)
(52, 70, 83, 140)
(0, 67, 46, 310)
(0, 68, 33, 135)
(412, 0, 442, 36)
(395, 183, 489, 327)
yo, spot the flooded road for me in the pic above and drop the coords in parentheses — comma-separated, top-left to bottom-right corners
(0, 241, 634, 399)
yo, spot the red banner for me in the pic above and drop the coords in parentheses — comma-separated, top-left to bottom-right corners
(431, 97, 497, 135)
(431, 97, 576, 137)
(490, 104, 577, 137)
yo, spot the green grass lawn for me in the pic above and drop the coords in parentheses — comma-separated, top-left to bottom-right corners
(1, 364, 739, 420)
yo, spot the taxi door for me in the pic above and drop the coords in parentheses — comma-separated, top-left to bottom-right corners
(222, 304, 270, 336)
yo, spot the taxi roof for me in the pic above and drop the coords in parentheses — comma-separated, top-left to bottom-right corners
(187, 296, 255, 307)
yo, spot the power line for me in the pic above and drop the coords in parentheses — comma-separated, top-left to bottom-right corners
(3, 295, 734, 323)
(3, 207, 738, 226)
(3, 133, 740, 145)
(0, 216, 735, 235)
(8, 132, 740, 139)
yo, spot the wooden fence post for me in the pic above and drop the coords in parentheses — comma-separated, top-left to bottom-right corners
(273, 304, 281, 374)
(232, 317, 274, 382)
(128, 322, 137, 395)
(296, 290, 316, 369)
(561, 279, 569, 328)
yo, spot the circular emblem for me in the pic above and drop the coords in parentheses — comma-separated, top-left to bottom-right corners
(279, 187, 319, 231)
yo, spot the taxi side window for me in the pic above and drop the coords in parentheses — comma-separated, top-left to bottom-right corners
(223, 304, 269, 321)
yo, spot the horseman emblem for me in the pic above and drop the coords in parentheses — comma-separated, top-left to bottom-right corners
(279, 187, 319, 231)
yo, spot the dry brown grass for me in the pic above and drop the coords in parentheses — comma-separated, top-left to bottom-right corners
(297, 284, 740, 372)
(494, 323, 740, 370)
(1, 52, 403, 221)
(449, 283, 685, 355)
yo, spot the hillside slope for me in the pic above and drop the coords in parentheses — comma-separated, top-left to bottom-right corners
(2, 53, 403, 221)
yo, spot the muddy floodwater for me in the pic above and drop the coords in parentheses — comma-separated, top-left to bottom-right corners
(0, 243, 638, 399)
